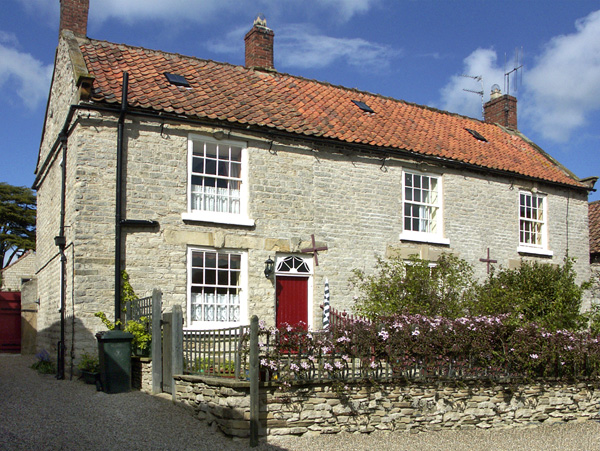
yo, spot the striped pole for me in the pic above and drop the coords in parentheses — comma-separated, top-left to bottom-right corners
(323, 278, 330, 330)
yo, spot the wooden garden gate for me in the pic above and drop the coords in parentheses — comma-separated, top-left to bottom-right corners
(0, 292, 21, 353)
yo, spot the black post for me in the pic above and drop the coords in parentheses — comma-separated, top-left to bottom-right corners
(249, 315, 259, 447)
(115, 72, 128, 328)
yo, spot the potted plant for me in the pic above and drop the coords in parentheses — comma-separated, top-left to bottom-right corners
(78, 351, 100, 386)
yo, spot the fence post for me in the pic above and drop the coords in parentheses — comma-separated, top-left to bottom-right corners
(151, 289, 162, 394)
(249, 315, 259, 447)
(162, 311, 173, 394)
(171, 304, 183, 403)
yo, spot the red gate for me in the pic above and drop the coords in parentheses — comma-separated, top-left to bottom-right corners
(0, 292, 21, 353)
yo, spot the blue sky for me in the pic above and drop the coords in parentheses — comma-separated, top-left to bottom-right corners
(1, 0, 599, 201)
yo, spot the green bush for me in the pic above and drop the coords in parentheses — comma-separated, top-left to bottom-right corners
(475, 258, 588, 331)
(352, 253, 476, 320)
(353, 255, 589, 332)
(77, 351, 100, 373)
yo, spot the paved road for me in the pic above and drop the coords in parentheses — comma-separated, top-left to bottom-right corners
(2, 354, 600, 450)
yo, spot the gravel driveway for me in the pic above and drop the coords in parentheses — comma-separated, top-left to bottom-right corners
(2, 354, 600, 450)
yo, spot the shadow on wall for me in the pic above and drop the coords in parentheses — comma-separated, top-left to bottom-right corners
(35, 316, 102, 378)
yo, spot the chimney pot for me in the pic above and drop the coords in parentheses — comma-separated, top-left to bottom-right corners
(59, 0, 89, 38)
(245, 15, 275, 71)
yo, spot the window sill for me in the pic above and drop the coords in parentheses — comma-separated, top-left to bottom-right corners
(182, 212, 255, 227)
(399, 231, 450, 246)
(517, 246, 553, 257)
(185, 322, 247, 331)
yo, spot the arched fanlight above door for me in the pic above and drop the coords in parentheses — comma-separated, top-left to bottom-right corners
(276, 256, 310, 274)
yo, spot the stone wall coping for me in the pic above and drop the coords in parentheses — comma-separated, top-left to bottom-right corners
(131, 356, 152, 363)
(175, 374, 251, 389)
(174, 372, 600, 391)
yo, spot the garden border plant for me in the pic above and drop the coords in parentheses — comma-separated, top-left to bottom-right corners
(31, 349, 56, 374)
(254, 315, 600, 392)
(94, 270, 151, 356)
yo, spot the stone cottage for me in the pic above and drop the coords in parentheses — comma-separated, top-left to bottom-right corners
(33, 0, 596, 365)
(1, 250, 36, 292)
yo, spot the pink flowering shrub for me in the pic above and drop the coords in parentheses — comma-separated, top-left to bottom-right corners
(257, 315, 600, 384)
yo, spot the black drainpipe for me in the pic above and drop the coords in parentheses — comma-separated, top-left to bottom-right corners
(114, 72, 128, 328)
(55, 134, 68, 380)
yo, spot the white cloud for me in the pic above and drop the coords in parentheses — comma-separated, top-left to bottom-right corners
(206, 22, 398, 71)
(0, 31, 19, 47)
(89, 0, 239, 24)
(277, 24, 398, 70)
(0, 43, 52, 110)
(438, 48, 504, 119)
(86, 0, 374, 25)
(205, 26, 248, 55)
(318, 0, 379, 22)
(17, 0, 58, 17)
(522, 9, 600, 142)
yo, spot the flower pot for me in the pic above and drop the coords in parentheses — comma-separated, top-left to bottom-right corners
(80, 370, 101, 390)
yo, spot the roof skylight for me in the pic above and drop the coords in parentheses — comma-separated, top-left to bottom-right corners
(465, 128, 488, 142)
(164, 72, 190, 87)
(352, 100, 375, 114)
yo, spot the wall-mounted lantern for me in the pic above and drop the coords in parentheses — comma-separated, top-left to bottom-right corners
(264, 256, 274, 279)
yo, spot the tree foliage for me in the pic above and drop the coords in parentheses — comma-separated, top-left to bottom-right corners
(352, 253, 476, 320)
(0, 182, 36, 269)
(474, 258, 588, 331)
(353, 254, 589, 331)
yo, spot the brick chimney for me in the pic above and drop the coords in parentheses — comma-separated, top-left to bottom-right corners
(484, 85, 517, 129)
(59, 0, 89, 37)
(244, 15, 275, 71)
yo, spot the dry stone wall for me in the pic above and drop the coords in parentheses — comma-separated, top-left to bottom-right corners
(131, 357, 153, 393)
(174, 376, 600, 438)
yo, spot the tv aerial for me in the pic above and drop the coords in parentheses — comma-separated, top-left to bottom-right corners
(504, 47, 523, 95)
(462, 74, 484, 118)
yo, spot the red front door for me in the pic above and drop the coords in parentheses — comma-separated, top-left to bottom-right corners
(0, 292, 21, 353)
(276, 276, 308, 327)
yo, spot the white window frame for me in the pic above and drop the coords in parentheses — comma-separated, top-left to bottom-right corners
(181, 134, 254, 226)
(186, 247, 248, 330)
(399, 170, 449, 245)
(517, 191, 553, 256)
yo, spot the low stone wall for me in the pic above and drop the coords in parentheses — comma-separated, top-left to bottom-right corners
(175, 375, 253, 437)
(131, 357, 153, 393)
(174, 375, 600, 438)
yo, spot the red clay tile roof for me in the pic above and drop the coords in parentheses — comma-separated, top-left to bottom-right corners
(80, 39, 584, 188)
(590, 201, 600, 254)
